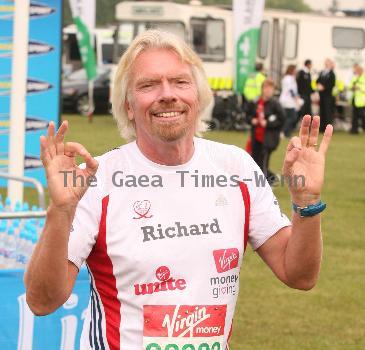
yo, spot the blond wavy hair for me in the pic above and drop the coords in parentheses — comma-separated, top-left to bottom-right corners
(111, 29, 213, 142)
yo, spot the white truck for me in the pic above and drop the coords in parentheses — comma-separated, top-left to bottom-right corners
(113, 1, 364, 89)
(62, 24, 116, 75)
(109, 1, 365, 128)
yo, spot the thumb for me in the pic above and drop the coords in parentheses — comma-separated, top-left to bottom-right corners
(282, 147, 300, 176)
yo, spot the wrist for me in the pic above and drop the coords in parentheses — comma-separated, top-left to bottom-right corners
(292, 200, 326, 217)
(47, 202, 77, 217)
(291, 193, 321, 207)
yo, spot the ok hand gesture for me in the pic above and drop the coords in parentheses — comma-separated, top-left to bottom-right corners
(40, 121, 99, 210)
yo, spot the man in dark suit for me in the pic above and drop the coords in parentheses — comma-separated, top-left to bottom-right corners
(297, 59, 314, 118)
(317, 59, 336, 132)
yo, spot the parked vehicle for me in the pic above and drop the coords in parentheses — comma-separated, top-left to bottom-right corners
(110, 1, 365, 129)
(62, 67, 111, 115)
(62, 25, 115, 74)
(114, 2, 364, 87)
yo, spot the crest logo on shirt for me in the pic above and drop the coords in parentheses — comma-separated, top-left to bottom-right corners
(213, 248, 239, 273)
(134, 266, 186, 296)
(133, 200, 153, 219)
(215, 193, 228, 206)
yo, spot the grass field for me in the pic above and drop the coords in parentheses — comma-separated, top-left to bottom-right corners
(2, 114, 365, 349)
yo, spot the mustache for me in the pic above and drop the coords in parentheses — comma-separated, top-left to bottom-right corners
(149, 102, 188, 114)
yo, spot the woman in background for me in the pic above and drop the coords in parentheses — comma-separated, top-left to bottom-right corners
(280, 64, 301, 137)
(248, 78, 286, 185)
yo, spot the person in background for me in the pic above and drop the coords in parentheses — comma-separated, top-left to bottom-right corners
(297, 59, 314, 119)
(248, 78, 286, 184)
(349, 63, 365, 134)
(243, 62, 266, 107)
(280, 64, 300, 138)
(317, 59, 336, 132)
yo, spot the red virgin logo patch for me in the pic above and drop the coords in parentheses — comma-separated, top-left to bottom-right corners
(143, 305, 227, 338)
(213, 248, 239, 273)
(133, 200, 153, 219)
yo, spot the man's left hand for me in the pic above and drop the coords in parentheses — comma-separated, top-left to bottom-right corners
(282, 115, 333, 206)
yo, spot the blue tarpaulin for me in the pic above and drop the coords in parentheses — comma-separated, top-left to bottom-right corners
(0, 268, 90, 350)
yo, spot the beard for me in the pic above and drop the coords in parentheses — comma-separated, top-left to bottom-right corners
(149, 102, 195, 142)
(152, 119, 190, 142)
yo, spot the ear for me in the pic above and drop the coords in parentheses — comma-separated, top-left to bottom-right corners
(125, 98, 134, 121)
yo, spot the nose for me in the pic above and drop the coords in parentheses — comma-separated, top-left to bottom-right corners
(158, 79, 177, 104)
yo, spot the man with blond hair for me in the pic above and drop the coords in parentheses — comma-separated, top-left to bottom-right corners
(25, 30, 333, 349)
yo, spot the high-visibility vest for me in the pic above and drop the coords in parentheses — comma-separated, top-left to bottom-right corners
(311, 79, 317, 91)
(349, 73, 365, 108)
(243, 72, 266, 101)
(332, 79, 345, 97)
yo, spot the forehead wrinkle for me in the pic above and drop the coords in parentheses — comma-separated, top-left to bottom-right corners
(134, 71, 193, 84)
(130, 55, 194, 85)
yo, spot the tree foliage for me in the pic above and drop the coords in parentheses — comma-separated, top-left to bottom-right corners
(266, 0, 311, 12)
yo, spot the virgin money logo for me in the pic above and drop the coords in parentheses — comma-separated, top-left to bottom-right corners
(133, 200, 153, 219)
(143, 305, 227, 338)
(213, 248, 239, 273)
(134, 266, 186, 296)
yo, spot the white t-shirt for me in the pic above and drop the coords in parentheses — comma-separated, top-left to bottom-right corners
(279, 75, 298, 109)
(68, 137, 291, 350)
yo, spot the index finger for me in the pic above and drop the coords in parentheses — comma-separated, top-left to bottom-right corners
(65, 142, 98, 173)
(55, 120, 68, 143)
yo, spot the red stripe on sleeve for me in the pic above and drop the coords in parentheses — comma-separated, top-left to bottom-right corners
(239, 182, 251, 251)
(87, 195, 121, 350)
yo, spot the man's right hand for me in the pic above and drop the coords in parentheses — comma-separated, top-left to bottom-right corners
(40, 120, 99, 210)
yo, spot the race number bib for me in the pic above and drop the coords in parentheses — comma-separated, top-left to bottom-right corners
(143, 305, 227, 350)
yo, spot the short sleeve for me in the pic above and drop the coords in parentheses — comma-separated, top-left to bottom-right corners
(241, 153, 292, 250)
(68, 168, 102, 269)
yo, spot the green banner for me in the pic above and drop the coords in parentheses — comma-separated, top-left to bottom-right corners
(73, 16, 97, 81)
(233, 0, 265, 93)
(235, 28, 260, 93)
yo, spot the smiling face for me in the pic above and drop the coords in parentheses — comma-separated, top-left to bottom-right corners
(126, 48, 200, 145)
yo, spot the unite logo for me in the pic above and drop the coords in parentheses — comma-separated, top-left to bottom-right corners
(213, 248, 239, 273)
(134, 266, 186, 296)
